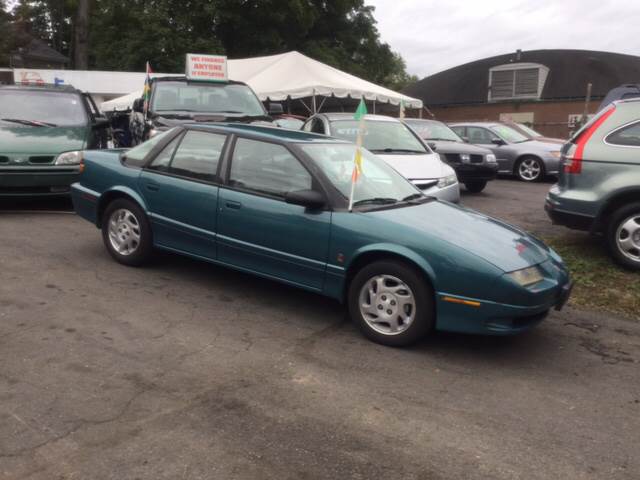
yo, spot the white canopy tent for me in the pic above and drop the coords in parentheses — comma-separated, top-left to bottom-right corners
(100, 51, 422, 113)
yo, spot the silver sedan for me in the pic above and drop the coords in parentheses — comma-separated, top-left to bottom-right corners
(449, 122, 562, 182)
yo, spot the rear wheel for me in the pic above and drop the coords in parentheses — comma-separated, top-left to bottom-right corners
(348, 260, 435, 347)
(464, 180, 487, 193)
(101, 198, 153, 266)
(516, 156, 544, 182)
(607, 202, 640, 271)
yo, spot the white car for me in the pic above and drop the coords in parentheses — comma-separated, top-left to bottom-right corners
(302, 113, 460, 202)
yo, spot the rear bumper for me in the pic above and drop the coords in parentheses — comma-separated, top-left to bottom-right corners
(545, 194, 594, 231)
(0, 167, 80, 197)
(453, 163, 499, 183)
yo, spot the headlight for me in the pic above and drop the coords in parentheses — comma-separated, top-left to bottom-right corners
(437, 174, 458, 188)
(506, 266, 544, 287)
(549, 151, 562, 159)
(55, 151, 82, 165)
(486, 154, 497, 163)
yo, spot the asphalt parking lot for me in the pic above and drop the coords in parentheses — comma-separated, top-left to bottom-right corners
(1, 180, 639, 480)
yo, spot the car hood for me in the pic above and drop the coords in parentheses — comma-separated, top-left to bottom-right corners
(521, 140, 563, 152)
(428, 141, 493, 155)
(376, 152, 451, 179)
(0, 125, 87, 154)
(369, 200, 550, 272)
(152, 113, 273, 128)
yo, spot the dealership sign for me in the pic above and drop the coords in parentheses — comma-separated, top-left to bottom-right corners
(185, 54, 228, 82)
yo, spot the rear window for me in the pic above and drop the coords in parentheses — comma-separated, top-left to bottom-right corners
(569, 106, 615, 143)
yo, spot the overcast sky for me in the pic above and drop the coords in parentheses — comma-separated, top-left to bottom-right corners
(367, 0, 640, 78)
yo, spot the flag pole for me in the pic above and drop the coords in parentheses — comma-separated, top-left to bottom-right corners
(348, 98, 368, 212)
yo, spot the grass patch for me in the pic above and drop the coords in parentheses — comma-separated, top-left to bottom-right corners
(544, 233, 640, 320)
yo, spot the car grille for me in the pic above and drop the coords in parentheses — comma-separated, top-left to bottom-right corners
(470, 154, 483, 164)
(412, 179, 438, 190)
(444, 153, 484, 164)
(29, 156, 55, 164)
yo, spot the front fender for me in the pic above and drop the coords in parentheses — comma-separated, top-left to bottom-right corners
(347, 243, 438, 284)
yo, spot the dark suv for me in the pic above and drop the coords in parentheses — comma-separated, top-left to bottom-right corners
(546, 98, 640, 270)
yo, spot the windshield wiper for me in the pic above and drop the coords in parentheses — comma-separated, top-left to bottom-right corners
(370, 148, 425, 154)
(1, 118, 57, 127)
(352, 197, 398, 207)
(401, 193, 425, 202)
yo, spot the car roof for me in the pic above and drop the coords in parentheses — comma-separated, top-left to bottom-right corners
(318, 112, 401, 123)
(0, 84, 81, 94)
(187, 122, 350, 144)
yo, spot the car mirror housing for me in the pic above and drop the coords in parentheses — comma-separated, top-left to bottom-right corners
(92, 117, 110, 129)
(491, 138, 506, 146)
(284, 189, 326, 209)
(427, 141, 437, 151)
(461, 136, 469, 143)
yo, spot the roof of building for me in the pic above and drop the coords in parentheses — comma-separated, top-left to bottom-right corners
(403, 49, 640, 106)
(20, 38, 69, 64)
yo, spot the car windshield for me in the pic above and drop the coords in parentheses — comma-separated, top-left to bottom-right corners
(517, 123, 543, 137)
(300, 143, 421, 207)
(0, 90, 87, 127)
(330, 119, 428, 154)
(490, 124, 529, 143)
(405, 119, 462, 142)
(151, 82, 266, 116)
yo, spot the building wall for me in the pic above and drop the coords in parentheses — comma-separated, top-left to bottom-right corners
(428, 99, 602, 139)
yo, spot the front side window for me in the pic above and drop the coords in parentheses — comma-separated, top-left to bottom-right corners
(466, 127, 497, 145)
(606, 122, 640, 147)
(301, 143, 420, 206)
(229, 139, 312, 196)
(124, 128, 176, 167)
(0, 90, 87, 126)
(330, 120, 427, 154)
(151, 82, 266, 116)
(169, 131, 226, 181)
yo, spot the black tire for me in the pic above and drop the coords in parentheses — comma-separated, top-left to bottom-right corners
(606, 202, 640, 271)
(348, 260, 435, 347)
(101, 198, 153, 267)
(464, 180, 487, 193)
(515, 156, 545, 182)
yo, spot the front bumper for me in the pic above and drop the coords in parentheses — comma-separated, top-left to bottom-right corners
(0, 166, 80, 197)
(453, 163, 499, 183)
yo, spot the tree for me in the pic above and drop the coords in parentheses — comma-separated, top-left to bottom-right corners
(73, 0, 89, 69)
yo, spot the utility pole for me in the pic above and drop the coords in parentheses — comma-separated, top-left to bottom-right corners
(73, 0, 90, 69)
(581, 82, 592, 128)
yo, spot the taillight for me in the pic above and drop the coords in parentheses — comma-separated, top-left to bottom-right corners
(564, 106, 615, 174)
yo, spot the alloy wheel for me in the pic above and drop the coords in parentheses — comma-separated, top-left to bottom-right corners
(358, 274, 416, 335)
(108, 208, 141, 256)
(616, 214, 640, 263)
(518, 158, 542, 181)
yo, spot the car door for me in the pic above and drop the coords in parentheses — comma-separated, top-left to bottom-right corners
(466, 126, 511, 172)
(139, 129, 227, 259)
(217, 137, 331, 290)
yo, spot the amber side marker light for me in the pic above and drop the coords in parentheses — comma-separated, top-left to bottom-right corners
(78, 158, 85, 173)
(442, 296, 481, 307)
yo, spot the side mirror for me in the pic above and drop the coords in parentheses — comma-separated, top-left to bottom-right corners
(284, 189, 326, 209)
(491, 138, 506, 146)
(462, 136, 469, 143)
(268, 103, 284, 115)
(132, 98, 144, 113)
(427, 141, 437, 151)
(92, 117, 110, 129)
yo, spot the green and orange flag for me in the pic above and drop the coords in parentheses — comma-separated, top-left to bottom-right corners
(143, 61, 152, 117)
(348, 98, 368, 211)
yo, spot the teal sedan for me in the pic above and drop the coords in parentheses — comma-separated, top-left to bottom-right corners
(71, 124, 571, 346)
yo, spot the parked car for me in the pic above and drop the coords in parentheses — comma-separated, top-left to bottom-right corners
(0, 83, 109, 197)
(546, 98, 640, 270)
(302, 113, 459, 202)
(508, 122, 565, 144)
(130, 76, 281, 143)
(404, 118, 498, 193)
(450, 122, 562, 182)
(72, 123, 571, 347)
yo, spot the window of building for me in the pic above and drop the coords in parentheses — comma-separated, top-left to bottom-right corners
(488, 63, 549, 102)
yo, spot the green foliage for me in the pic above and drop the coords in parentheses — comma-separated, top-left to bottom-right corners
(1, 0, 415, 90)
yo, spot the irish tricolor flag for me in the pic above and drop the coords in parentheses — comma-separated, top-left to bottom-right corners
(348, 98, 368, 211)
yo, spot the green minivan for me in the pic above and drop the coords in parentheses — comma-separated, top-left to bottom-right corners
(546, 98, 640, 270)
(0, 84, 109, 197)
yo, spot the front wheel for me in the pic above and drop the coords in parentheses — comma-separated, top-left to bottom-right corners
(607, 202, 640, 271)
(516, 157, 544, 182)
(101, 198, 153, 266)
(464, 180, 487, 193)
(348, 260, 435, 347)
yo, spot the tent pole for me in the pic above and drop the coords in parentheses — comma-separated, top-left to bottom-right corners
(419, 107, 423, 119)
(312, 89, 317, 114)
(373, 100, 376, 114)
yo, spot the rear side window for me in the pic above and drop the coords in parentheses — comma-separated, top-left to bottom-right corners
(124, 129, 175, 167)
(169, 131, 226, 181)
(606, 121, 640, 147)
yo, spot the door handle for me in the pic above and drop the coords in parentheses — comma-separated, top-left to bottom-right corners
(225, 201, 242, 210)
(146, 183, 160, 192)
